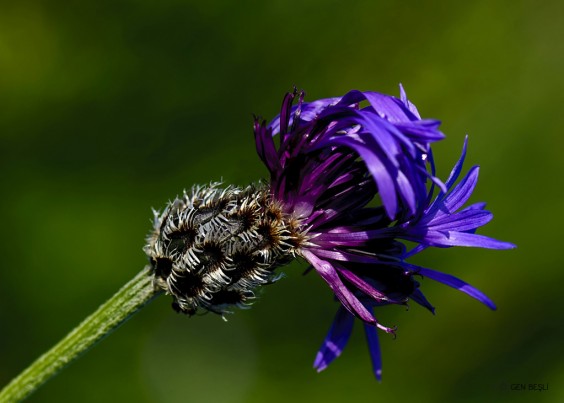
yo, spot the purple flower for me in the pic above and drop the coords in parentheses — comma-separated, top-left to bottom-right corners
(254, 86, 515, 380)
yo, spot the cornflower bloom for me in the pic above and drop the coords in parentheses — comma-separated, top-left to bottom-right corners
(0, 86, 514, 402)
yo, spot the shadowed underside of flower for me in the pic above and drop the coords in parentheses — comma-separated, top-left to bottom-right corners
(253, 86, 515, 380)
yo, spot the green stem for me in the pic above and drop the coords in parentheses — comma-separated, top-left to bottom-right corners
(0, 267, 162, 403)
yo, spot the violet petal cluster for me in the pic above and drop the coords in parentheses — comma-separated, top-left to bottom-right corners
(253, 86, 515, 380)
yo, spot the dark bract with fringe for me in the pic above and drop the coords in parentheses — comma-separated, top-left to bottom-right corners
(144, 183, 305, 317)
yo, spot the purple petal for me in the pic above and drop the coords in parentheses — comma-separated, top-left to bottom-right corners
(417, 162, 448, 196)
(421, 137, 468, 213)
(422, 149, 446, 205)
(269, 97, 341, 135)
(319, 135, 399, 219)
(363, 323, 383, 381)
(427, 210, 493, 232)
(362, 91, 419, 123)
(395, 119, 445, 142)
(301, 250, 376, 324)
(315, 228, 393, 247)
(422, 230, 517, 249)
(425, 166, 480, 222)
(335, 263, 395, 304)
(299, 97, 342, 122)
(463, 202, 487, 211)
(253, 120, 279, 173)
(279, 91, 296, 138)
(310, 248, 384, 264)
(396, 169, 417, 216)
(440, 166, 480, 214)
(409, 288, 435, 314)
(314, 307, 354, 372)
(355, 111, 414, 157)
(399, 83, 421, 119)
(403, 243, 428, 259)
(444, 136, 469, 191)
(413, 266, 497, 310)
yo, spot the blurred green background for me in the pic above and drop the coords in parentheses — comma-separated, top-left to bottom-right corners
(0, 0, 562, 402)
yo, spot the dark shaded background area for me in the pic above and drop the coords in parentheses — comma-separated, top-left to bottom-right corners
(1, 1, 562, 402)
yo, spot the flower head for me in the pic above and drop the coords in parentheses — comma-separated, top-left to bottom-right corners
(145, 85, 514, 380)
(254, 86, 515, 380)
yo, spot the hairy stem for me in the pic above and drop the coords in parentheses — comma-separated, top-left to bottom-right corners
(0, 267, 161, 403)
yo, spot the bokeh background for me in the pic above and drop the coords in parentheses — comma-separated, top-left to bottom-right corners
(0, 1, 562, 402)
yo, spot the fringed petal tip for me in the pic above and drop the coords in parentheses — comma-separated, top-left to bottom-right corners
(375, 369, 383, 382)
(313, 352, 329, 373)
(498, 240, 517, 249)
